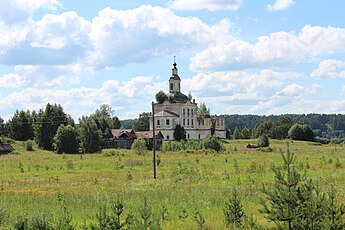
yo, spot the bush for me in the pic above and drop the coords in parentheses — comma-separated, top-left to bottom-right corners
(288, 123, 315, 142)
(25, 140, 34, 151)
(257, 134, 269, 147)
(131, 138, 147, 155)
(203, 137, 223, 152)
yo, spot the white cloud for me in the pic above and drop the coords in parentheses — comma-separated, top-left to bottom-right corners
(0, 76, 164, 120)
(311, 59, 345, 79)
(0, 0, 61, 25)
(267, 0, 295, 12)
(0, 74, 29, 88)
(88, 5, 230, 68)
(330, 100, 345, 113)
(168, 0, 242, 12)
(191, 25, 345, 72)
(183, 70, 302, 100)
(278, 83, 306, 96)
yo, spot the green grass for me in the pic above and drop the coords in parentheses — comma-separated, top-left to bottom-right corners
(0, 139, 344, 229)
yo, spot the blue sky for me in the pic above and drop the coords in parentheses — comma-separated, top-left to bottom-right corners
(1, 0, 345, 121)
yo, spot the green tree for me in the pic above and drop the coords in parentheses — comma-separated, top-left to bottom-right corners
(257, 134, 269, 147)
(197, 102, 210, 117)
(78, 117, 102, 153)
(7, 110, 34, 141)
(53, 124, 79, 154)
(34, 104, 71, 150)
(133, 112, 150, 131)
(288, 123, 315, 141)
(0, 117, 5, 136)
(131, 138, 147, 155)
(270, 115, 293, 139)
(224, 188, 245, 228)
(241, 127, 251, 139)
(91, 104, 121, 138)
(233, 127, 241, 140)
(260, 146, 344, 229)
(253, 120, 273, 138)
(173, 124, 186, 141)
(155, 91, 167, 103)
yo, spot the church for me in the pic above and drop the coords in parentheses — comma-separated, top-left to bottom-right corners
(149, 62, 226, 140)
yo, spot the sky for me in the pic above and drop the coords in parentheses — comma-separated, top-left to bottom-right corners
(1, 0, 345, 121)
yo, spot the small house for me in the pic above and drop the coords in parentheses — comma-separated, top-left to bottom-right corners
(104, 129, 164, 150)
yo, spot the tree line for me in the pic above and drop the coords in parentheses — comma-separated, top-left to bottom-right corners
(224, 114, 345, 139)
(0, 104, 120, 154)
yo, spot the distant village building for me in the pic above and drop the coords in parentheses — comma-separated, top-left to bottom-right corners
(104, 129, 164, 150)
(149, 62, 226, 140)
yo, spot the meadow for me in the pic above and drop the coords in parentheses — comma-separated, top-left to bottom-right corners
(0, 139, 344, 229)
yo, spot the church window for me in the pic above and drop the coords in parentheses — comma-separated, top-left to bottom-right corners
(170, 83, 173, 91)
(167, 135, 170, 140)
(183, 119, 185, 125)
(187, 134, 190, 139)
(187, 109, 190, 116)
(157, 119, 160, 126)
(187, 119, 190, 126)
(191, 119, 194, 126)
(166, 119, 170, 126)
(198, 120, 200, 126)
(198, 134, 201, 139)
(217, 120, 220, 126)
(191, 109, 193, 116)
(183, 108, 185, 115)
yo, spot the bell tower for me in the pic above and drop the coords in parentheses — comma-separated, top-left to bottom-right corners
(169, 59, 181, 94)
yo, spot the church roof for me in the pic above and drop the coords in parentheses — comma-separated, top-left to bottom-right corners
(167, 92, 188, 103)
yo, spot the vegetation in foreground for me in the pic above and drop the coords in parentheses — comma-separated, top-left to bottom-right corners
(0, 139, 344, 229)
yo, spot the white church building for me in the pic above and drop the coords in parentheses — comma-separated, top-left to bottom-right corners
(149, 62, 227, 140)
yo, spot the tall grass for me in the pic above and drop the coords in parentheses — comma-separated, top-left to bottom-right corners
(0, 139, 344, 228)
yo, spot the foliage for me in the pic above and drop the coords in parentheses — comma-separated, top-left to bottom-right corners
(232, 127, 241, 140)
(196, 102, 210, 117)
(288, 123, 315, 141)
(253, 120, 273, 138)
(224, 188, 245, 228)
(25, 140, 34, 151)
(7, 110, 34, 141)
(90, 104, 121, 138)
(53, 125, 79, 154)
(187, 91, 193, 101)
(257, 134, 269, 147)
(260, 146, 345, 229)
(203, 136, 223, 152)
(131, 138, 147, 155)
(0, 117, 5, 136)
(173, 124, 186, 141)
(133, 112, 150, 131)
(241, 127, 251, 139)
(155, 90, 167, 103)
(269, 115, 293, 139)
(78, 117, 102, 153)
(34, 104, 71, 150)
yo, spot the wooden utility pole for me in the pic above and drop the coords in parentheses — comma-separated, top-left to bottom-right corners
(152, 102, 157, 179)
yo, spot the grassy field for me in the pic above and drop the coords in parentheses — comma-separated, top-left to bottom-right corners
(0, 139, 344, 229)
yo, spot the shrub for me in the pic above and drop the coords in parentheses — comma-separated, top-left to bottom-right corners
(257, 134, 269, 147)
(224, 188, 245, 228)
(25, 140, 34, 151)
(288, 123, 315, 142)
(203, 137, 223, 152)
(131, 138, 147, 155)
